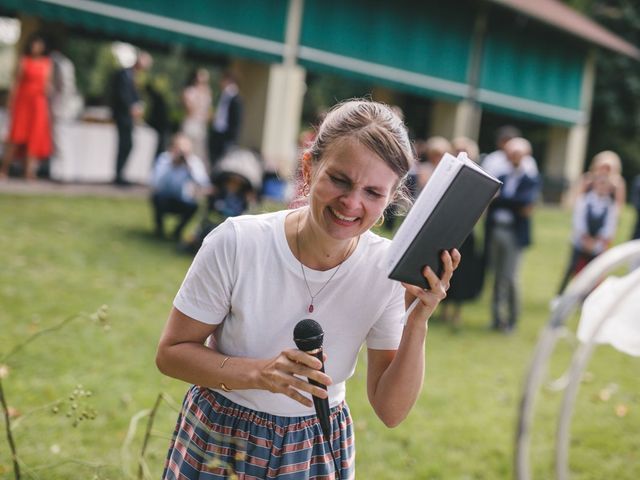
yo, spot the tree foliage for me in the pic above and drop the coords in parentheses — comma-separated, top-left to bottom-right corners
(568, 0, 640, 182)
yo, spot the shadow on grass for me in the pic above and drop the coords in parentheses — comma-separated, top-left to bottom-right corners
(428, 318, 504, 337)
(120, 226, 182, 248)
(121, 226, 166, 243)
(120, 226, 206, 260)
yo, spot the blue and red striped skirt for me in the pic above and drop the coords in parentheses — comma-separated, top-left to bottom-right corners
(163, 385, 355, 479)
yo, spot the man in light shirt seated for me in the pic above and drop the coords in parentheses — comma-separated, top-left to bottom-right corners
(150, 133, 211, 241)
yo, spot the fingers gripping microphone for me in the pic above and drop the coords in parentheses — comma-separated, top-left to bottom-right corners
(294, 319, 340, 479)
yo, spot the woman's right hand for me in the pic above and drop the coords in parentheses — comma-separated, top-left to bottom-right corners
(257, 349, 332, 407)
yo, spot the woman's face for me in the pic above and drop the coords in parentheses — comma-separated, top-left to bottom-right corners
(307, 139, 398, 241)
(196, 69, 210, 84)
(594, 162, 612, 176)
(30, 39, 45, 56)
(593, 175, 611, 196)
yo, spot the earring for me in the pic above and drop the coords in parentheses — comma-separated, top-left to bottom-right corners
(301, 152, 312, 196)
(374, 215, 385, 228)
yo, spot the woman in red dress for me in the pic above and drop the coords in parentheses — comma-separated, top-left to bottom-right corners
(1, 34, 52, 180)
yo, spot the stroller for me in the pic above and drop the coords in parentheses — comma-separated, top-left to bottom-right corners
(182, 147, 263, 254)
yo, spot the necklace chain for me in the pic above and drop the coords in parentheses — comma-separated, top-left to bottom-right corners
(295, 212, 356, 313)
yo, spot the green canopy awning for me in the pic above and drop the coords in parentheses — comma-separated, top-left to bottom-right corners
(4, 0, 287, 63)
(5, 0, 594, 125)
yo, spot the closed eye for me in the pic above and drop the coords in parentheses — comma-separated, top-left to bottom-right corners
(365, 188, 383, 199)
(329, 174, 350, 187)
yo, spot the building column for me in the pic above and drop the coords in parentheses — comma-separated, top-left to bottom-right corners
(544, 49, 596, 205)
(564, 124, 590, 185)
(232, 59, 270, 152)
(232, 59, 306, 176)
(254, 0, 306, 176)
(261, 63, 306, 175)
(430, 99, 482, 141)
(231, 0, 306, 176)
(545, 123, 590, 204)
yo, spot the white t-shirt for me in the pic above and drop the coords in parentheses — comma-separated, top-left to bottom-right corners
(174, 209, 406, 416)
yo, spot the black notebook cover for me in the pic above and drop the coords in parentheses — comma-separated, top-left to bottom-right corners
(388, 161, 501, 288)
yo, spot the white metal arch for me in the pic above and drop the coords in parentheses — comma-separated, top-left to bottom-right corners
(515, 239, 640, 480)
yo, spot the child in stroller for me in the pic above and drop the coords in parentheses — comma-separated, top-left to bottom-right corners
(182, 147, 263, 253)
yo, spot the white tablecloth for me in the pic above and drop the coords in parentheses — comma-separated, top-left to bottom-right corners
(50, 122, 157, 184)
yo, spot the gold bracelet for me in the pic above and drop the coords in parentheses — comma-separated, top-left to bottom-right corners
(220, 356, 231, 368)
(219, 356, 232, 392)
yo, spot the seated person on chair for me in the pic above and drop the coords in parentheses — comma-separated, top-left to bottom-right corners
(150, 133, 211, 241)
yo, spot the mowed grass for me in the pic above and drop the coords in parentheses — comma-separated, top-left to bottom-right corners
(0, 193, 638, 479)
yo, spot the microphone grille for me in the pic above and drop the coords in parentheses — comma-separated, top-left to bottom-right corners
(293, 318, 324, 351)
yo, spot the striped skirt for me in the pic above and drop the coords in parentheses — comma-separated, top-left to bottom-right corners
(163, 385, 355, 479)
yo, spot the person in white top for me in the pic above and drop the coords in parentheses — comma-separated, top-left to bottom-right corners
(181, 68, 212, 166)
(50, 49, 83, 122)
(156, 100, 460, 479)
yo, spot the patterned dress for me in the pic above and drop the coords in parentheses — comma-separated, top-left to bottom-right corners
(163, 386, 354, 479)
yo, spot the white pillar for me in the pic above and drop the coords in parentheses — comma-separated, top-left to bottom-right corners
(544, 122, 590, 206)
(259, 0, 306, 176)
(545, 125, 590, 182)
(431, 101, 456, 138)
(431, 99, 482, 141)
(564, 123, 590, 183)
(453, 99, 482, 141)
(544, 49, 596, 205)
(567, 48, 596, 188)
(233, 60, 306, 177)
(233, 59, 270, 152)
(545, 125, 570, 203)
(233, 0, 306, 176)
(261, 64, 306, 175)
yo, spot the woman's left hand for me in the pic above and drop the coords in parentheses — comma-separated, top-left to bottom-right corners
(401, 248, 461, 321)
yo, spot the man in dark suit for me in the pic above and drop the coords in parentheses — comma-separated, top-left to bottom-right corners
(110, 51, 152, 185)
(485, 137, 541, 332)
(209, 70, 243, 168)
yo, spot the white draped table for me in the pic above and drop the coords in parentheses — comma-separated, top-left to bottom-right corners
(50, 121, 158, 184)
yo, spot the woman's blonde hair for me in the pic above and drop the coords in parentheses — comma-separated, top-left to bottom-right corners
(591, 150, 622, 175)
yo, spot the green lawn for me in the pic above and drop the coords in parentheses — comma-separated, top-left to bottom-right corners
(0, 193, 638, 479)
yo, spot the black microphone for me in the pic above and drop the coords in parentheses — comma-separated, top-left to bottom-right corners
(293, 319, 340, 478)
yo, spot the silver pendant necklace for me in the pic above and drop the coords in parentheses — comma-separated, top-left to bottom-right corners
(295, 212, 357, 314)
